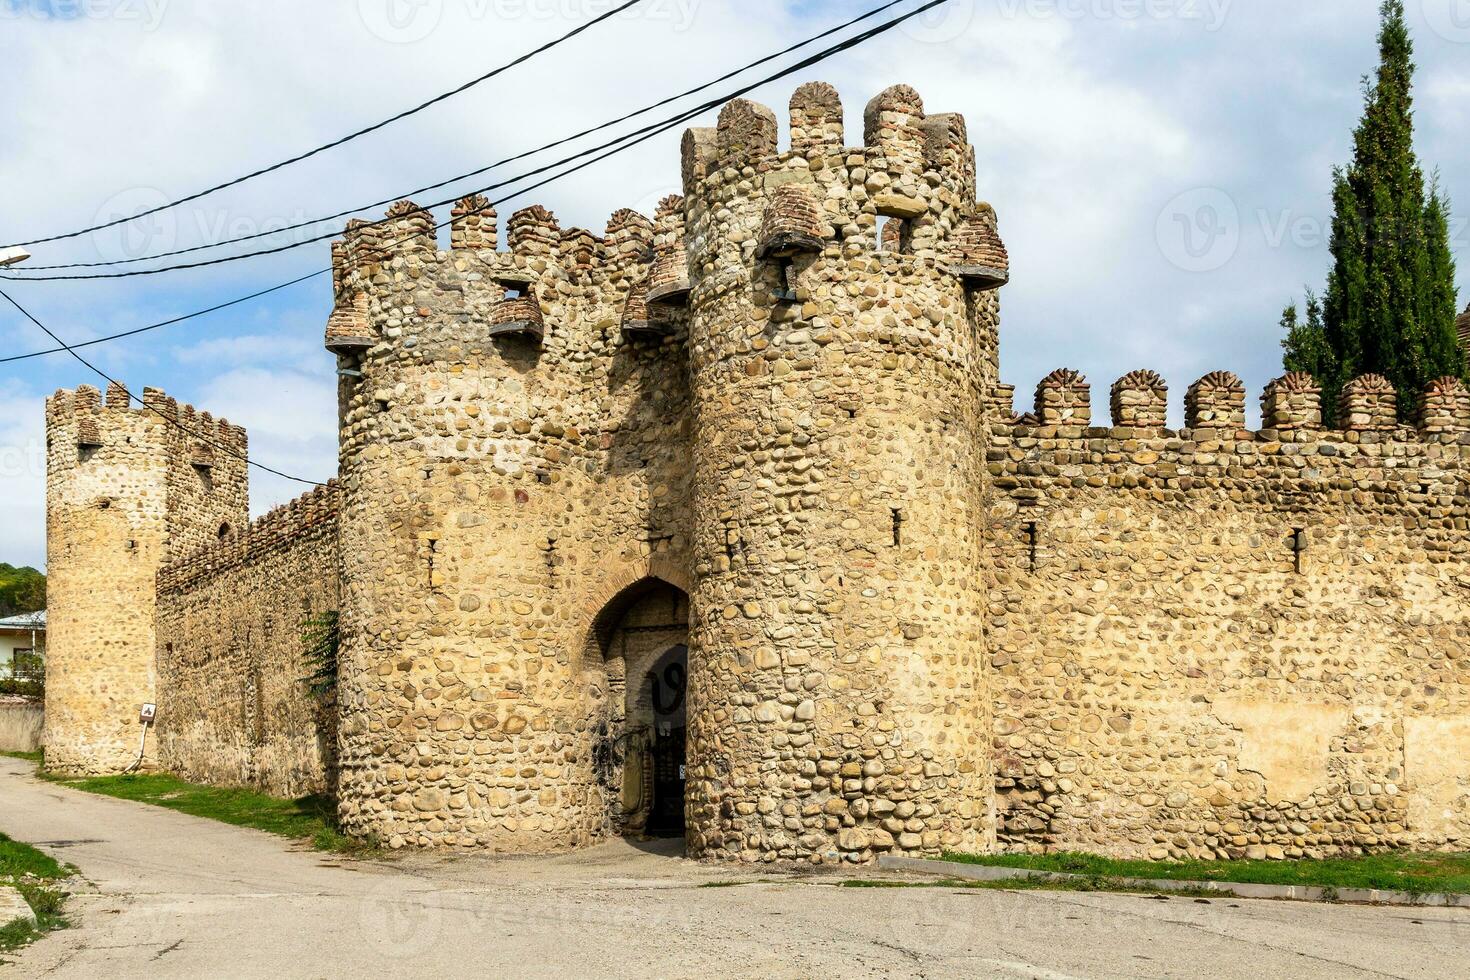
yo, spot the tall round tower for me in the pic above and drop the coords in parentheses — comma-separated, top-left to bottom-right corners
(680, 83, 1002, 863)
(44, 383, 248, 774)
(329, 198, 661, 850)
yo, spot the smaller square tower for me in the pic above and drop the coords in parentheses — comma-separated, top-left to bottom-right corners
(44, 383, 248, 774)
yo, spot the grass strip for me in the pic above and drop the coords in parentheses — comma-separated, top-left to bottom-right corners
(43, 771, 374, 856)
(0, 832, 70, 958)
(941, 850, 1470, 896)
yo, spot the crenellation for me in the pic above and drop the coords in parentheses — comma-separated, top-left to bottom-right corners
(157, 481, 340, 595)
(788, 81, 843, 154)
(1035, 369, 1090, 426)
(863, 84, 927, 177)
(921, 112, 968, 174)
(1185, 370, 1246, 431)
(1338, 373, 1398, 432)
(381, 199, 436, 258)
(714, 98, 778, 169)
(74, 384, 100, 412)
(558, 227, 604, 275)
(450, 193, 496, 251)
(987, 383, 1017, 421)
(680, 126, 718, 193)
(1421, 375, 1470, 437)
(1110, 370, 1168, 430)
(507, 204, 561, 256)
(1261, 371, 1322, 432)
(604, 208, 654, 260)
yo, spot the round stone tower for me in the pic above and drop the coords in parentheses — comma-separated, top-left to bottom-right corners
(329, 197, 658, 850)
(679, 82, 1002, 863)
(44, 383, 248, 774)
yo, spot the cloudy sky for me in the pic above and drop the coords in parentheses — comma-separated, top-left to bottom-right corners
(1, 0, 1467, 571)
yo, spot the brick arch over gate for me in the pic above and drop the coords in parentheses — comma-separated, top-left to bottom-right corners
(575, 554, 692, 668)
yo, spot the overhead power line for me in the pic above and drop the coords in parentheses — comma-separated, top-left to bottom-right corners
(20, 0, 915, 273)
(1, 0, 647, 251)
(1, 0, 959, 365)
(0, 271, 327, 365)
(4, 0, 951, 284)
(0, 286, 324, 485)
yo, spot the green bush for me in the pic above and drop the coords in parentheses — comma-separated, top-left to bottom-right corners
(0, 679, 42, 700)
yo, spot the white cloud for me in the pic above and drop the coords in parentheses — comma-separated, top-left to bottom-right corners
(1, 0, 1467, 565)
(0, 388, 48, 570)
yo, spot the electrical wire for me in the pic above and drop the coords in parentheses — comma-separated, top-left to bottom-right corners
(19, 0, 914, 273)
(0, 286, 325, 486)
(1, 0, 647, 250)
(0, 271, 327, 364)
(3, 0, 953, 283)
(1, 0, 958, 377)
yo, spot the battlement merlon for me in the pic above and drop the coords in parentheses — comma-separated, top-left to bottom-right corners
(991, 371, 1470, 442)
(326, 197, 659, 355)
(323, 84, 1002, 358)
(158, 480, 341, 595)
(678, 83, 984, 260)
(46, 384, 248, 452)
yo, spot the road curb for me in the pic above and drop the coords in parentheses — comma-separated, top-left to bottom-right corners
(0, 884, 36, 928)
(875, 856, 1470, 908)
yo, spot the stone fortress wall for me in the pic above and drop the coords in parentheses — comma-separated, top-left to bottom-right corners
(41, 81, 1470, 864)
(986, 370, 1470, 859)
(155, 482, 342, 798)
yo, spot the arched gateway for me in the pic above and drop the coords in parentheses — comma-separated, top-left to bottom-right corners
(589, 577, 690, 839)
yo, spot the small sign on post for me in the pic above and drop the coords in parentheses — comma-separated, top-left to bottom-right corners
(139, 703, 157, 725)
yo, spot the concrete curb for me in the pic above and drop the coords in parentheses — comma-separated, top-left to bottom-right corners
(876, 856, 1470, 909)
(0, 885, 36, 928)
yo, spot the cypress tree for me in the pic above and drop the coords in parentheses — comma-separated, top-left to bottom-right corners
(1281, 289, 1334, 381)
(1282, 0, 1460, 422)
(1421, 182, 1461, 379)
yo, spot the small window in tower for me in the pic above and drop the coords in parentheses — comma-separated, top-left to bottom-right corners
(193, 463, 214, 492)
(337, 352, 364, 381)
(218, 522, 233, 542)
(772, 257, 798, 304)
(876, 213, 914, 255)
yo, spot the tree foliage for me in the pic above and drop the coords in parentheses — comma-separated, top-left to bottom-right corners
(1282, 1, 1461, 423)
(0, 564, 45, 619)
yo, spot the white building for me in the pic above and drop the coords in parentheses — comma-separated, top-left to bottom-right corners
(0, 611, 45, 682)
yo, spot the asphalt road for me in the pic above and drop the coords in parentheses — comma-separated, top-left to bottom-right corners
(2, 756, 1467, 978)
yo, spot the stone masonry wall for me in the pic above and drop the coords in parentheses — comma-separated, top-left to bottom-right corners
(330, 192, 692, 851)
(987, 371, 1470, 860)
(680, 83, 996, 864)
(44, 383, 248, 775)
(155, 483, 341, 798)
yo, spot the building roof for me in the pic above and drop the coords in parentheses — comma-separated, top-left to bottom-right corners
(0, 611, 45, 631)
(1457, 303, 1470, 350)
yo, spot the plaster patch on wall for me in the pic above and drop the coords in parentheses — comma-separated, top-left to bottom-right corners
(1215, 701, 1349, 804)
(1404, 716, 1470, 840)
